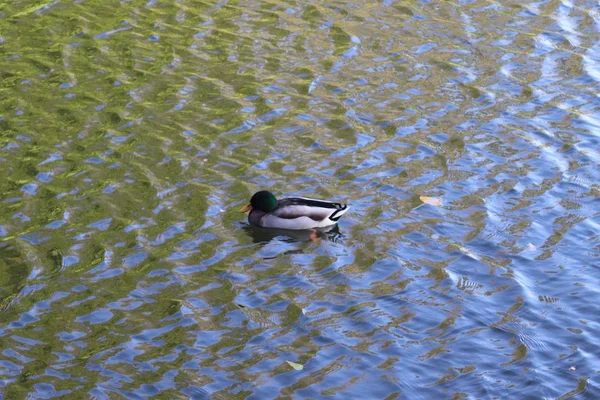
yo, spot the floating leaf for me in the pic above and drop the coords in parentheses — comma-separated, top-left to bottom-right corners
(526, 243, 536, 251)
(286, 360, 304, 371)
(420, 196, 443, 206)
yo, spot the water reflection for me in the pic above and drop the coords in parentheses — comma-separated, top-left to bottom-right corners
(241, 223, 345, 244)
(0, 0, 599, 398)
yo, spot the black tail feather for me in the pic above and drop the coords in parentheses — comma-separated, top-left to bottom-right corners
(329, 205, 348, 221)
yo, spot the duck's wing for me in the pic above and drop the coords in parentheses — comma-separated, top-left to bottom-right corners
(273, 197, 349, 222)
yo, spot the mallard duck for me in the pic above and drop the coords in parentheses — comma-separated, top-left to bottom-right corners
(240, 190, 349, 230)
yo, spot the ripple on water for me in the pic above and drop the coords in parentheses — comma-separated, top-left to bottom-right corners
(0, 0, 600, 398)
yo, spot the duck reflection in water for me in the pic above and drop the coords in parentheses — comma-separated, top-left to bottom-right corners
(241, 223, 345, 244)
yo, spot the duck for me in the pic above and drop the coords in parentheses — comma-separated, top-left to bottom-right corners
(240, 190, 349, 230)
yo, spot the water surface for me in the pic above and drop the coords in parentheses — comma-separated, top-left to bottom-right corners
(1, 0, 600, 398)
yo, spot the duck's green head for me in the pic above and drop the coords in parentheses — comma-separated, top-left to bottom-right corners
(240, 190, 278, 213)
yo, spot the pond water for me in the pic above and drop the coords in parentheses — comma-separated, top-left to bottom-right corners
(1, 0, 600, 398)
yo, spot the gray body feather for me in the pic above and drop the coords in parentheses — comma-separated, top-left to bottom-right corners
(249, 197, 349, 230)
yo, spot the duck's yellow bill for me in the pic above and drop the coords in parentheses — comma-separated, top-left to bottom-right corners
(239, 203, 252, 213)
